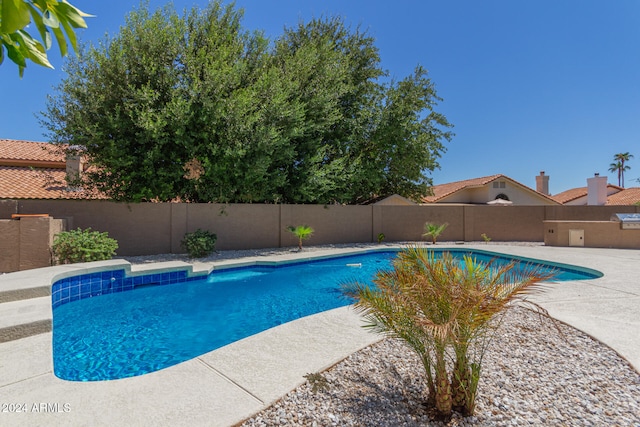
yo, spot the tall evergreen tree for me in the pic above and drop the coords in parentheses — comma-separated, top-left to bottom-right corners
(43, 2, 452, 204)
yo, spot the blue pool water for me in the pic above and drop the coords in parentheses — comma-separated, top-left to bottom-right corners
(52, 249, 601, 381)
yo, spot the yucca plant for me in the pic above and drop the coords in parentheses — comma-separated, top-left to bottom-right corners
(286, 225, 314, 250)
(423, 222, 448, 244)
(344, 246, 553, 420)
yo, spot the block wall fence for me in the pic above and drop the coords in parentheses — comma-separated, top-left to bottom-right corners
(1, 200, 639, 264)
(0, 216, 65, 272)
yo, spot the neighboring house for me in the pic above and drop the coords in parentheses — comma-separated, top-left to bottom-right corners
(553, 185, 640, 206)
(372, 194, 417, 206)
(0, 139, 101, 199)
(551, 173, 640, 206)
(553, 185, 623, 205)
(422, 171, 640, 207)
(421, 173, 560, 206)
(606, 188, 640, 205)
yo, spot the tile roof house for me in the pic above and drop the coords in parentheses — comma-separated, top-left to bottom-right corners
(606, 188, 640, 205)
(552, 185, 623, 205)
(553, 185, 640, 205)
(0, 139, 102, 199)
(372, 194, 417, 205)
(551, 173, 640, 206)
(422, 173, 560, 205)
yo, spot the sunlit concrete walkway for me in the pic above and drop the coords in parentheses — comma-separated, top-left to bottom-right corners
(0, 244, 638, 426)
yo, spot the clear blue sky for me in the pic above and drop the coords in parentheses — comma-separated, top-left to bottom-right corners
(1, 0, 638, 194)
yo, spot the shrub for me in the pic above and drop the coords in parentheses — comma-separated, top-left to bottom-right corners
(286, 225, 314, 250)
(343, 246, 553, 420)
(423, 222, 448, 244)
(182, 229, 217, 258)
(52, 228, 118, 264)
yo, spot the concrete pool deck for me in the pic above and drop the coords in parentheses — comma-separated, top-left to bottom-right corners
(0, 244, 638, 426)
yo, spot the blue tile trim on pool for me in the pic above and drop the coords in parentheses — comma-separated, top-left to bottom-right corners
(51, 268, 196, 309)
(50, 253, 391, 309)
(50, 247, 602, 310)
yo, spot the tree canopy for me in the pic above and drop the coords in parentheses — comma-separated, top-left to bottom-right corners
(0, 0, 92, 76)
(43, 1, 453, 204)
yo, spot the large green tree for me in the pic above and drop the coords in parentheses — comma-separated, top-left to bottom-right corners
(44, 2, 299, 202)
(272, 17, 386, 203)
(0, 0, 91, 76)
(43, 1, 452, 204)
(365, 65, 451, 200)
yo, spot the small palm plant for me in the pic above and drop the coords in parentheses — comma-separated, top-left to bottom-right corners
(343, 246, 552, 420)
(423, 222, 448, 244)
(287, 225, 314, 250)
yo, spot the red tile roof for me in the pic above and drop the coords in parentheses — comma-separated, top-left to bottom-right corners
(1, 166, 64, 199)
(606, 188, 640, 205)
(0, 139, 103, 200)
(423, 174, 504, 202)
(423, 174, 559, 204)
(552, 186, 588, 204)
(0, 139, 65, 166)
(552, 184, 628, 205)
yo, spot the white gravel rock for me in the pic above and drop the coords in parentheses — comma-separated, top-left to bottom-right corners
(240, 307, 640, 426)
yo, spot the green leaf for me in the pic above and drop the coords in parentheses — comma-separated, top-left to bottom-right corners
(58, 15, 77, 52)
(42, 9, 60, 28)
(51, 25, 67, 57)
(0, 0, 30, 34)
(26, 3, 51, 49)
(55, 1, 92, 29)
(11, 30, 53, 68)
(5, 37, 26, 69)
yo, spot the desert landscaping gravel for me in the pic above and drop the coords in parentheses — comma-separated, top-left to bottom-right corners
(239, 306, 640, 426)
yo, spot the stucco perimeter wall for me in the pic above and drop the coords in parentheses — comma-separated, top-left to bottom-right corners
(0, 217, 65, 273)
(0, 220, 20, 272)
(374, 205, 463, 242)
(0, 200, 18, 218)
(464, 206, 546, 241)
(544, 220, 640, 249)
(6, 201, 640, 256)
(181, 204, 281, 251)
(280, 204, 373, 247)
(543, 205, 638, 221)
(16, 200, 173, 256)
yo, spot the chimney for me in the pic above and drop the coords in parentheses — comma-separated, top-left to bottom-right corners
(587, 173, 607, 205)
(66, 154, 84, 188)
(535, 171, 549, 195)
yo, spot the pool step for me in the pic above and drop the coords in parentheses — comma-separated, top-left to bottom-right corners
(0, 296, 52, 343)
(0, 285, 50, 304)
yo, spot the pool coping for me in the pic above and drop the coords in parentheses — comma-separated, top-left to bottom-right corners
(0, 244, 639, 426)
(1, 245, 602, 332)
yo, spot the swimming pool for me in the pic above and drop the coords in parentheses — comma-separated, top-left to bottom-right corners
(51, 248, 601, 381)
